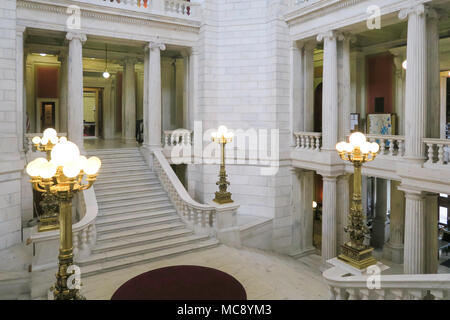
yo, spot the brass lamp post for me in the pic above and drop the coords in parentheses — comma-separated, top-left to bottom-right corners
(26, 139, 101, 300)
(335, 132, 380, 269)
(211, 125, 234, 204)
(31, 128, 67, 232)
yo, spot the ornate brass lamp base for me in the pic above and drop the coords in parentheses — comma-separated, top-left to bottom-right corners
(38, 214, 59, 232)
(338, 243, 377, 270)
(213, 191, 233, 204)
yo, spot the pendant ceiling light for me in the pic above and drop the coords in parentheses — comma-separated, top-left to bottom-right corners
(103, 44, 110, 79)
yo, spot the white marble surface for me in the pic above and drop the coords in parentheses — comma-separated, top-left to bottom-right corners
(80, 245, 330, 300)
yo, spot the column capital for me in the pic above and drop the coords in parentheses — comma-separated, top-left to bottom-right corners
(397, 185, 425, 200)
(66, 32, 87, 44)
(336, 31, 356, 43)
(16, 25, 26, 34)
(304, 40, 317, 51)
(190, 46, 200, 56)
(320, 175, 338, 182)
(398, 3, 428, 20)
(316, 30, 337, 42)
(148, 41, 166, 52)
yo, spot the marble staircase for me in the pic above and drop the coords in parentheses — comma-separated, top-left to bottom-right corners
(78, 147, 219, 277)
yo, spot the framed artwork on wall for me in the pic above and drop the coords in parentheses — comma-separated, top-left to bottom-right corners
(367, 113, 396, 135)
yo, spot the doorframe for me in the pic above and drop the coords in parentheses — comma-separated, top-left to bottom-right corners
(83, 87, 103, 139)
(36, 98, 59, 133)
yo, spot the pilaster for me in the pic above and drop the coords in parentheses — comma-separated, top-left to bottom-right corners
(321, 174, 338, 268)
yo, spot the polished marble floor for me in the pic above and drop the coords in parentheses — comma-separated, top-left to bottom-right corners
(83, 138, 140, 150)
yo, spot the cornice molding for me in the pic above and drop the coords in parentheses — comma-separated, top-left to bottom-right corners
(17, 0, 200, 35)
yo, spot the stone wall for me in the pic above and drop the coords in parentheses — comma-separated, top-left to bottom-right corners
(0, 0, 24, 250)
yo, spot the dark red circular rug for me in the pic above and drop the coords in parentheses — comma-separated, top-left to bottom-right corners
(111, 265, 247, 300)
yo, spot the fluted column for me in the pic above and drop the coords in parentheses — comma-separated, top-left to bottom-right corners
(336, 175, 350, 250)
(401, 188, 426, 274)
(399, 5, 427, 163)
(425, 193, 438, 274)
(123, 58, 137, 140)
(290, 41, 304, 145)
(143, 47, 149, 145)
(427, 9, 440, 139)
(392, 53, 406, 135)
(317, 31, 338, 150)
(146, 41, 166, 149)
(304, 41, 316, 132)
(321, 175, 337, 267)
(337, 32, 354, 140)
(58, 53, 68, 133)
(290, 169, 315, 258)
(383, 180, 405, 263)
(188, 47, 199, 130)
(66, 32, 86, 148)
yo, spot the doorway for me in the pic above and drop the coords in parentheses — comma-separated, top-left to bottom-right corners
(40, 101, 56, 131)
(83, 88, 103, 138)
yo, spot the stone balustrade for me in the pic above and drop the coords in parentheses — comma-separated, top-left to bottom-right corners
(323, 266, 450, 300)
(365, 134, 406, 157)
(293, 132, 322, 150)
(153, 150, 216, 235)
(424, 138, 450, 166)
(163, 129, 192, 148)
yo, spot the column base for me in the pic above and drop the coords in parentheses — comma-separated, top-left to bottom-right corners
(338, 243, 377, 270)
(289, 247, 316, 259)
(383, 242, 404, 264)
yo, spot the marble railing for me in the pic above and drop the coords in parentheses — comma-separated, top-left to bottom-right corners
(323, 267, 450, 300)
(25, 133, 67, 154)
(424, 138, 450, 166)
(365, 134, 405, 158)
(293, 132, 322, 150)
(163, 129, 192, 148)
(153, 149, 216, 235)
(72, 0, 201, 19)
(28, 186, 98, 261)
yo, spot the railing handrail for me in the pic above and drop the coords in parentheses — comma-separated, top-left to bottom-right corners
(164, 129, 193, 134)
(365, 133, 405, 140)
(423, 137, 450, 145)
(28, 187, 98, 243)
(294, 131, 322, 137)
(153, 150, 213, 211)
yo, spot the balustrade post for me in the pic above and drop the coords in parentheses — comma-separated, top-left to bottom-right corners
(73, 233, 79, 257)
(426, 143, 434, 164)
(388, 139, 395, 155)
(437, 144, 444, 164)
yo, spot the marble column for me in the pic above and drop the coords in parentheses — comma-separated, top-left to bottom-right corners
(103, 78, 114, 139)
(425, 193, 438, 274)
(317, 31, 338, 150)
(290, 169, 315, 258)
(321, 175, 337, 267)
(188, 47, 199, 131)
(392, 54, 406, 135)
(427, 9, 440, 139)
(337, 32, 353, 140)
(371, 178, 388, 248)
(303, 41, 315, 132)
(122, 58, 137, 140)
(336, 175, 350, 250)
(440, 76, 448, 139)
(66, 32, 86, 149)
(16, 26, 25, 153)
(399, 4, 427, 163)
(58, 53, 68, 133)
(147, 41, 166, 149)
(401, 188, 426, 274)
(143, 47, 149, 145)
(290, 41, 304, 145)
(383, 180, 405, 263)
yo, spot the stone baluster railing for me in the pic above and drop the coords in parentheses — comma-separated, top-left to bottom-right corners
(365, 134, 405, 157)
(25, 133, 67, 155)
(323, 267, 450, 300)
(152, 149, 216, 235)
(293, 132, 322, 150)
(423, 138, 450, 166)
(163, 129, 192, 148)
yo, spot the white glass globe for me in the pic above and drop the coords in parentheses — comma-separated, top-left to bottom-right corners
(59, 136, 67, 143)
(63, 161, 81, 178)
(103, 71, 111, 79)
(402, 60, 407, 70)
(84, 156, 101, 175)
(50, 136, 59, 145)
(32, 136, 41, 145)
(26, 158, 46, 177)
(51, 141, 80, 167)
(349, 132, 366, 148)
(78, 155, 88, 171)
(344, 142, 353, 153)
(370, 142, 380, 153)
(41, 136, 49, 145)
(217, 125, 228, 136)
(336, 142, 346, 153)
(360, 142, 371, 154)
(43, 128, 57, 139)
(39, 161, 57, 179)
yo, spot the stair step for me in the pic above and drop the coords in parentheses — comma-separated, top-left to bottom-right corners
(80, 239, 219, 277)
(97, 190, 167, 204)
(101, 160, 145, 169)
(97, 153, 145, 160)
(77, 235, 217, 268)
(87, 148, 140, 155)
(95, 174, 157, 185)
(98, 195, 169, 209)
(96, 221, 186, 242)
(96, 215, 181, 233)
(99, 165, 149, 174)
(95, 185, 163, 197)
(99, 202, 175, 216)
(92, 228, 194, 253)
(96, 208, 177, 226)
